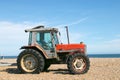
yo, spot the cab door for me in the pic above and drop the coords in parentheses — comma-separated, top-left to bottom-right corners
(36, 32, 56, 58)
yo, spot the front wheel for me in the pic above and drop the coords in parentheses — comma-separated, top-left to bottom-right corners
(67, 53, 90, 74)
(17, 49, 45, 74)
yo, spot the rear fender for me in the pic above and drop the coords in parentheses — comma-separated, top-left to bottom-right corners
(20, 45, 48, 59)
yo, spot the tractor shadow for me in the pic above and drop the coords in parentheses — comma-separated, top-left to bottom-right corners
(4, 63, 70, 74)
(5, 68, 70, 74)
(6, 68, 20, 74)
(2, 63, 20, 74)
(47, 69, 70, 74)
(11, 63, 17, 66)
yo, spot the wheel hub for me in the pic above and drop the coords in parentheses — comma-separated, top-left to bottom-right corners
(73, 58, 85, 70)
(21, 54, 38, 72)
(24, 57, 36, 70)
(76, 61, 82, 68)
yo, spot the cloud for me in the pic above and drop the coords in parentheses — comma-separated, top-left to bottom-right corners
(68, 17, 88, 26)
(106, 39, 120, 44)
(116, 34, 120, 38)
(0, 21, 46, 56)
(88, 38, 120, 54)
(91, 37, 104, 40)
(56, 17, 88, 27)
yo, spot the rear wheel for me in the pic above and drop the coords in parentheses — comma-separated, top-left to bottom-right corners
(67, 53, 90, 74)
(43, 62, 51, 71)
(17, 49, 45, 74)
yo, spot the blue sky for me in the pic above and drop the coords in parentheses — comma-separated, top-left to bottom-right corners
(0, 0, 120, 56)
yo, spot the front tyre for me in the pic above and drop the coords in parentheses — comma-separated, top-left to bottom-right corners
(17, 49, 45, 74)
(67, 53, 90, 74)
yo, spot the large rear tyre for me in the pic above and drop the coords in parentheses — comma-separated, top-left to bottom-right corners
(67, 53, 90, 74)
(17, 49, 45, 74)
(43, 61, 51, 71)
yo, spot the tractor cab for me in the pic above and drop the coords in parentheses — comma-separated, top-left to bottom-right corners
(24, 26, 59, 58)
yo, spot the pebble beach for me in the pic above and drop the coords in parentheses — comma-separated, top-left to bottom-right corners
(0, 58, 120, 80)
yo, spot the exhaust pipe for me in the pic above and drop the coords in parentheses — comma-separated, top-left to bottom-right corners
(65, 26, 70, 44)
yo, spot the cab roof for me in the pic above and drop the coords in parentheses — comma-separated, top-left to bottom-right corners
(25, 26, 58, 32)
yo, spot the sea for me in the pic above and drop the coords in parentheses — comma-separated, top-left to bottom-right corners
(1, 54, 120, 59)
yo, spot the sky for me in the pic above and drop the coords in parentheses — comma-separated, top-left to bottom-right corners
(0, 0, 120, 56)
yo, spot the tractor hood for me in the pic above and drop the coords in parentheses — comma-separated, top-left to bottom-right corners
(56, 43, 86, 52)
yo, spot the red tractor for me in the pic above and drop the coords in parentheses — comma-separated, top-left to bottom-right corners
(17, 26, 90, 74)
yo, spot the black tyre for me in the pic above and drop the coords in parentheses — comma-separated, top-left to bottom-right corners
(43, 61, 51, 71)
(17, 49, 45, 74)
(67, 53, 90, 74)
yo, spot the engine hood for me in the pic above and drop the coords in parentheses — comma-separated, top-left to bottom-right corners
(56, 43, 86, 51)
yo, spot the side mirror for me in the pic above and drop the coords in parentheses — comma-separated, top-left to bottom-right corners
(59, 32, 61, 36)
